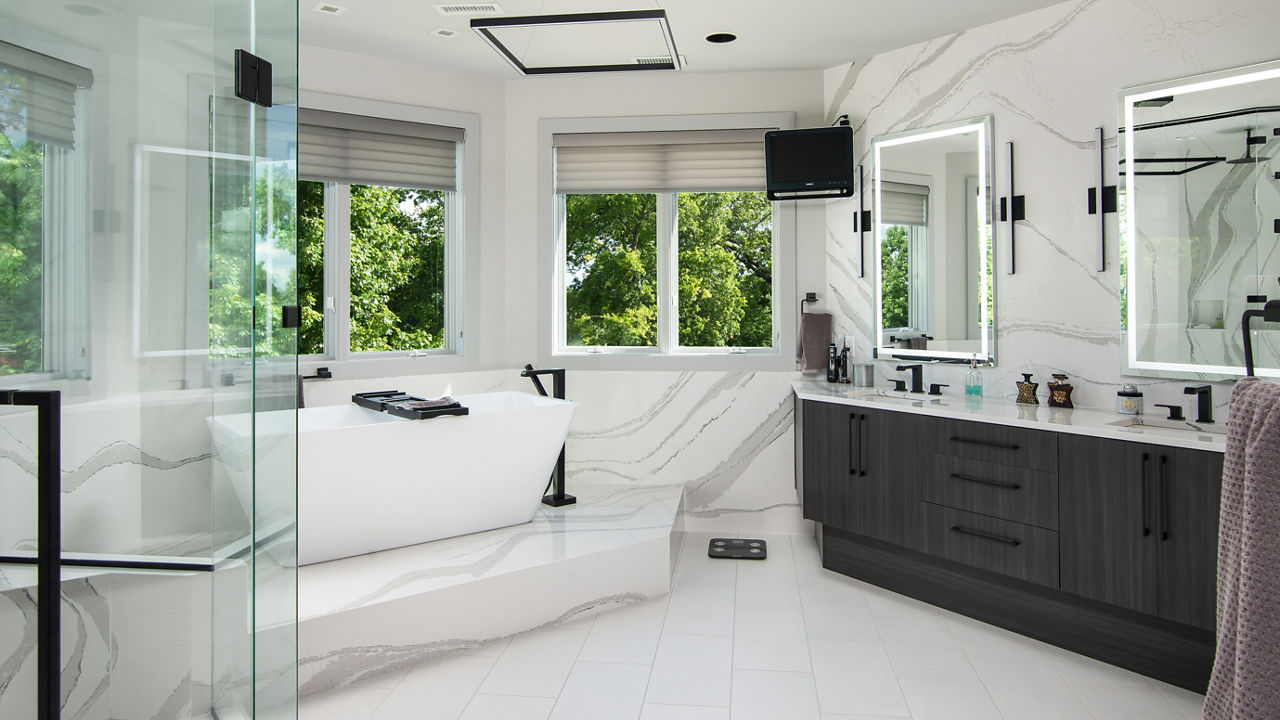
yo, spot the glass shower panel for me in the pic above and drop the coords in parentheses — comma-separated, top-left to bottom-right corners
(0, 1, 297, 718)
(251, 0, 299, 715)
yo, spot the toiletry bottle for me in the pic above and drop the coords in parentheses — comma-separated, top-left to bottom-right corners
(1015, 373, 1039, 405)
(1117, 384, 1143, 415)
(1047, 373, 1074, 409)
(965, 360, 983, 397)
(826, 343, 839, 383)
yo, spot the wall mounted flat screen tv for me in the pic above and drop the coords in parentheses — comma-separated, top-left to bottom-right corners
(764, 125, 854, 200)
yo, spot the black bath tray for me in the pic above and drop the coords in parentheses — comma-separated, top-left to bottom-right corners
(386, 403, 469, 420)
(351, 390, 469, 420)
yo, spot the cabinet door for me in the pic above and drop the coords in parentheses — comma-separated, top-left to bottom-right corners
(799, 400, 853, 525)
(1059, 435, 1158, 614)
(1155, 448, 1223, 630)
(857, 407, 924, 548)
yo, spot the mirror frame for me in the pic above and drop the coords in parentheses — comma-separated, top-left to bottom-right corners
(1119, 58, 1280, 380)
(871, 115, 995, 365)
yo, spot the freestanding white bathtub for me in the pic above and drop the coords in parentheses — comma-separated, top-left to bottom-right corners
(211, 391, 576, 565)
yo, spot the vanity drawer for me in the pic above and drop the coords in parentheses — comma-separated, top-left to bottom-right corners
(921, 453, 1058, 530)
(922, 504, 1059, 588)
(927, 419, 1059, 472)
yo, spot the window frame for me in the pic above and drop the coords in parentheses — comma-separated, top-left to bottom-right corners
(297, 91, 478, 378)
(540, 113, 797, 371)
(0, 81, 90, 387)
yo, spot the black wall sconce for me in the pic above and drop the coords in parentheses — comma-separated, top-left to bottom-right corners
(853, 164, 870, 278)
(999, 142, 1025, 274)
(1087, 127, 1117, 273)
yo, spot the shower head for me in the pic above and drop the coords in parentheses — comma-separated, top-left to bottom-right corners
(1226, 130, 1271, 164)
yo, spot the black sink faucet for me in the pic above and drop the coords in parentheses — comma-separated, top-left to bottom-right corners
(896, 364, 924, 394)
(1183, 385, 1214, 424)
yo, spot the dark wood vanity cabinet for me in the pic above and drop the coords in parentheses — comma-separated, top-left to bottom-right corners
(798, 400, 923, 548)
(1059, 435, 1223, 630)
(799, 394, 1225, 690)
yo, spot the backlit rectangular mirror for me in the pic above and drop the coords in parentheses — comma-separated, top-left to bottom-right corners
(1120, 59, 1280, 379)
(872, 116, 995, 364)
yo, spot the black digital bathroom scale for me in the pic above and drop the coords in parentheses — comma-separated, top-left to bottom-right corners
(707, 538, 767, 559)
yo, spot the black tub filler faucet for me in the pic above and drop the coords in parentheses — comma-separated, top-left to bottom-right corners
(522, 364, 575, 507)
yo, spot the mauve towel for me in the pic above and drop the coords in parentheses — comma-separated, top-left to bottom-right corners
(1204, 376, 1280, 720)
(798, 312, 832, 373)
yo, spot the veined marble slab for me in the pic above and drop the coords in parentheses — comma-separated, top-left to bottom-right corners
(821, 0, 1280, 420)
(297, 483, 683, 696)
(795, 380, 1226, 452)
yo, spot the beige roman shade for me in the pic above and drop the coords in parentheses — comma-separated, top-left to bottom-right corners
(553, 128, 771, 194)
(879, 181, 929, 226)
(299, 108, 462, 191)
(0, 40, 93, 149)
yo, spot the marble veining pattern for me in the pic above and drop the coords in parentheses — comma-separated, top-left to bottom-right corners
(297, 484, 682, 696)
(564, 371, 803, 533)
(823, 0, 1280, 414)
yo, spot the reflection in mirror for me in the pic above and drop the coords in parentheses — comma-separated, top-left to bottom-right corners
(1120, 59, 1280, 378)
(872, 116, 994, 364)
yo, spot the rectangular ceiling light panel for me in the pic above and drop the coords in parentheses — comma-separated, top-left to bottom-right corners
(471, 9, 681, 76)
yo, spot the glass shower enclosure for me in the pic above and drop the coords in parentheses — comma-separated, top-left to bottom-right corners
(0, 1, 299, 718)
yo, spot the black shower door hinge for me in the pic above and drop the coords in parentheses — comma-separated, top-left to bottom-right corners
(281, 305, 301, 329)
(234, 49, 273, 108)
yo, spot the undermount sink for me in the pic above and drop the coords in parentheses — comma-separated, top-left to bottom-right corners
(1106, 416, 1227, 436)
(862, 392, 948, 406)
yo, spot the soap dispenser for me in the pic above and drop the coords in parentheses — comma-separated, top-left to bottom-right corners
(965, 360, 983, 398)
(1016, 373, 1039, 405)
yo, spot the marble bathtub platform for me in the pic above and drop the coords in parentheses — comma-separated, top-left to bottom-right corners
(297, 483, 685, 696)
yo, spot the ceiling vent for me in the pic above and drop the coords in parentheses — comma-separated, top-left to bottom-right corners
(633, 55, 686, 66)
(434, 3, 504, 16)
(312, 2, 347, 15)
(430, 27, 461, 38)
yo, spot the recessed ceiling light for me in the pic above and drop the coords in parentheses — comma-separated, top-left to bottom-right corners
(434, 3, 504, 16)
(63, 3, 104, 15)
(430, 28, 460, 39)
(312, 2, 347, 15)
(705, 32, 737, 44)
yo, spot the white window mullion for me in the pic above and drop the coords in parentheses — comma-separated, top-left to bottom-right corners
(554, 193, 569, 352)
(656, 192, 678, 353)
(444, 190, 459, 354)
(328, 182, 352, 361)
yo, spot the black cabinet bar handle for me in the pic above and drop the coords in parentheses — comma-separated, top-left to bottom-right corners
(949, 473, 1021, 490)
(859, 414, 868, 477)
(949, 435, 1020, 451)
(950, 525, 1022, 546)
(1159, 455, 1170, 541)
(848, 413, 858, 475)
(1140, 452, 1151, 537)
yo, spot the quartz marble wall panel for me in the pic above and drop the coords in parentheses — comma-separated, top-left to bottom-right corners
(824, 0, 1280, 414)
(563, 371, 802, 533)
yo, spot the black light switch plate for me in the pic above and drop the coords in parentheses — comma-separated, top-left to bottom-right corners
(708, 538, 767, 560)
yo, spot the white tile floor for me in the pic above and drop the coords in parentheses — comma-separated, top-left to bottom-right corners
(301, 531, 1205, 720)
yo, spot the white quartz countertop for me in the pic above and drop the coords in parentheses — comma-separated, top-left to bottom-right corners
(793, 380, 1226, 454)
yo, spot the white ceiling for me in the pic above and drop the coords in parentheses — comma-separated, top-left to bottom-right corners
(302, 0, 1068, 77)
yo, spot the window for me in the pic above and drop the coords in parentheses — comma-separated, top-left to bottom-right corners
(0, 40, 90, 380)
(879, 223, 927, 331)
(297, 107, 463, 360)
(877, 181, 929, 334)
(553, 124, 785, 357)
